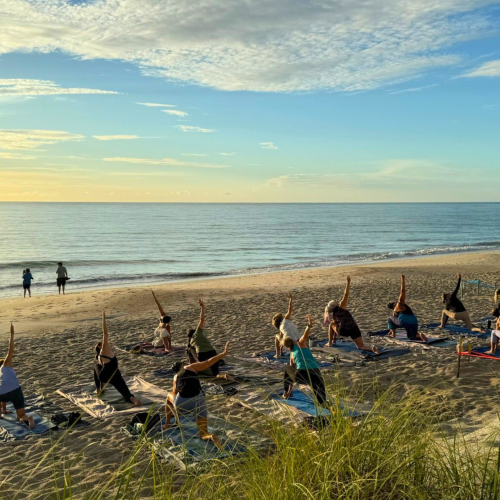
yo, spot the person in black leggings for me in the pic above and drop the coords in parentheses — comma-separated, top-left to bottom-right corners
(94, 310, 141, 406)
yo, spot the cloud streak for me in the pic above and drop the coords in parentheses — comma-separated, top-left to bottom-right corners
(136, 102, 176, 107)
(103, 157, 229, 168)
(176, 125, 215, 133)
(93, 135, 139, 140)
(163, 109, 188, 117)
(462, 59, 500, 77)
(261, 142, 278, 150)
(0, 0, 496, 93)
(0, 129, 85, 150)
(0, 79, 117, 96)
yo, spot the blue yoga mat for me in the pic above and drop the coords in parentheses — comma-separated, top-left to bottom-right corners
(423, 323, 489, 338)
(463, 346, 500, 359)
(271, 390, 358, 418)
(0, 403, 54, 441)
(368, 329, 448, 345)
(256, 351, 332, 368)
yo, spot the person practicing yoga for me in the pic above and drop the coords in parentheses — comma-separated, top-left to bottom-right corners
(0, 324, 35, 429)
(94, 311, 141, 406)
(272, 293, 302, 358)
(22, 268, 33, 298)
(485, 315, 500, 354)
(324, 276, 379, 353)
(387, 275, 428, 342)
(439, 274, 482, 332)
(151, 289, 172, 352)
(163, 342, 230, 448)
(282, 315, 327, 406)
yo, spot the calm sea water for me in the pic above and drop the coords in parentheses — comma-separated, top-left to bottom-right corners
(0, 203, 498, 298)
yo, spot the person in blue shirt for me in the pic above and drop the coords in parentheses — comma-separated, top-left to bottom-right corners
(22, 268, 34, 298)
(282, 315, 327, 406)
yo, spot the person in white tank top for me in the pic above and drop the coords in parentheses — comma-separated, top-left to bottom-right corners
(272, 293, 302, 358)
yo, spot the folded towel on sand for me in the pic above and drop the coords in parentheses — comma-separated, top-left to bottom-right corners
(0, 402, 55, 442)
(57, 377, 167, 419)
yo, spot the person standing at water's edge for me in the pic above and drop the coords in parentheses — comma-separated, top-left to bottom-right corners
(56, 262, 68, 295)
(22, 268, 33, 298)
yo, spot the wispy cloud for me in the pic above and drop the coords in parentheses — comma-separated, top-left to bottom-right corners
(260, 142, 278, 150)
(176, 125, 215, 133)
(0, 129, 84, 150)
(0, 152, 36, 159)
(93, 135, 139, 141)
(163, 109, 188, 117)
(103, 157, 229, 168)
(462, 59, 500, 78)
(388, 84, 438, 94)
(136, 102, 176, 108)
(220, 152, 236, 156)
(0, 79, 117, 96)
(0, 1, 495, 93)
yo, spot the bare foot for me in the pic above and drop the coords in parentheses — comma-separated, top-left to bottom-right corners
(418, 333, 428, 342)
(162, 423, 170, 430)
(19, 416, 35, 430)
(202, 434, 223, 449)
(485, 350, 494, 354)
(130, 397, 142, 406)
(372, 346, 380, 354)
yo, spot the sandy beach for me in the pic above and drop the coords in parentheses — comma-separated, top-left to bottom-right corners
(1, 250, 500, 498)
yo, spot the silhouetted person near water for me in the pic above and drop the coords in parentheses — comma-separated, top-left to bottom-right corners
(56, 262, 68, 295)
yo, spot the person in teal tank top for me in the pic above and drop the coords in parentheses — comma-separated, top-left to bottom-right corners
(282, 315, 327, 406)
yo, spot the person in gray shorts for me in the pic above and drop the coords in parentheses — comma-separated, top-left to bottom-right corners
(163, 341, 230, 448)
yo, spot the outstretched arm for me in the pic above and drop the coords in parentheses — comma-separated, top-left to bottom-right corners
(398, 275, 406, 304)
(187, 342, 229, 372)
(285, 293, 293, 320)
(151, 289, 166, 316)
(4, 323, 15, 367)
(197, 299, 205, 330)
(339, 276, 351, 309)
(298, 315, 313, 346)
(100, 310, 113, 358)
(451, 273, 461, 299)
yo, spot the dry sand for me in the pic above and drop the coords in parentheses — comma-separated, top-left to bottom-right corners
(1, 250, 499, 498)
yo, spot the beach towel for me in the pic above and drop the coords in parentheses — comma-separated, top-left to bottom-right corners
(57, 377, 167, 419)
(0, 403, 55, 442)
(368, 329, 453, 346)
(422, 323, 489, 339)
(313, 339, 410, 360)
(124, 414, 268, 470)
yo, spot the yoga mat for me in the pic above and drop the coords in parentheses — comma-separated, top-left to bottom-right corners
(57, 377, 167, 419)
(368, 329, 451, 346)
(422, 323, 489, 338)
(313, 339, 410, 359)
(118, 343, 182, 357)
(236, 351, 332, 369)
(271, 390, 358, 419)
(0, 403, 55, 442)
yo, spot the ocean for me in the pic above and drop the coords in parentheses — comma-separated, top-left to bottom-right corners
(0, 203, 498, 298)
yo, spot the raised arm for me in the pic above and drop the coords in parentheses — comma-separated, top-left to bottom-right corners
(188, 342, 229, 372)
(285, 293, 293, 320)
(398, 275, 406, 304)
(197, 299, 205, 330)
(298, 315, 313, 346)
(339, 276, 351, 309)
(4, 323, 15, 367)
(451, 273, 461, 299)
(100, 310, 113, 357)
(151, 289, 166, 316)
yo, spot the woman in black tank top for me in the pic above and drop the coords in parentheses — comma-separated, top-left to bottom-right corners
(163, 340, 230, 448)
(94, 311, 142, 406)
(323, 276, 379, 354)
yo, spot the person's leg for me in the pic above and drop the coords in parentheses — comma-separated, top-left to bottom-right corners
(297, 369, 327, 406)
(16, 408, 35, 429)
(275, 335, 282, 358)
(198, 350, 219, 377)
(11, 388, 34, 429)
(352, 335, 379, 353)
(109, 369, 141, 405)
(62, 283, 65, 294)
(439, 310, 452, 328)
(387, 316, 400, 337)
(163, 392, 176, 429)
(283, 365, 296, 398)
(456, 311, 483, 332)
(327, 324, 337, 347)
(193, 396, 222, 448)
(486, 330, 500, 354)
(28, 287, 31, 298)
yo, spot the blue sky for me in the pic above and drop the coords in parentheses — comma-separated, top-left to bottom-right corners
(0, 0, 499, 202)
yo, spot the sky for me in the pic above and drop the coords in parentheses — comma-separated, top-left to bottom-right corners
(0, 0, 499, 203)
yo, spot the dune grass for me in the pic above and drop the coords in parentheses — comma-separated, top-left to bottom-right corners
(4, 380, 500, 500)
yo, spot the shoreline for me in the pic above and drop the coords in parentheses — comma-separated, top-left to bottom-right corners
(0, 248, 499, 339)
(1, 246, 499, 302)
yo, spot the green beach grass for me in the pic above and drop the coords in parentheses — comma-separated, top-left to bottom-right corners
(3, 380, 500, 500)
